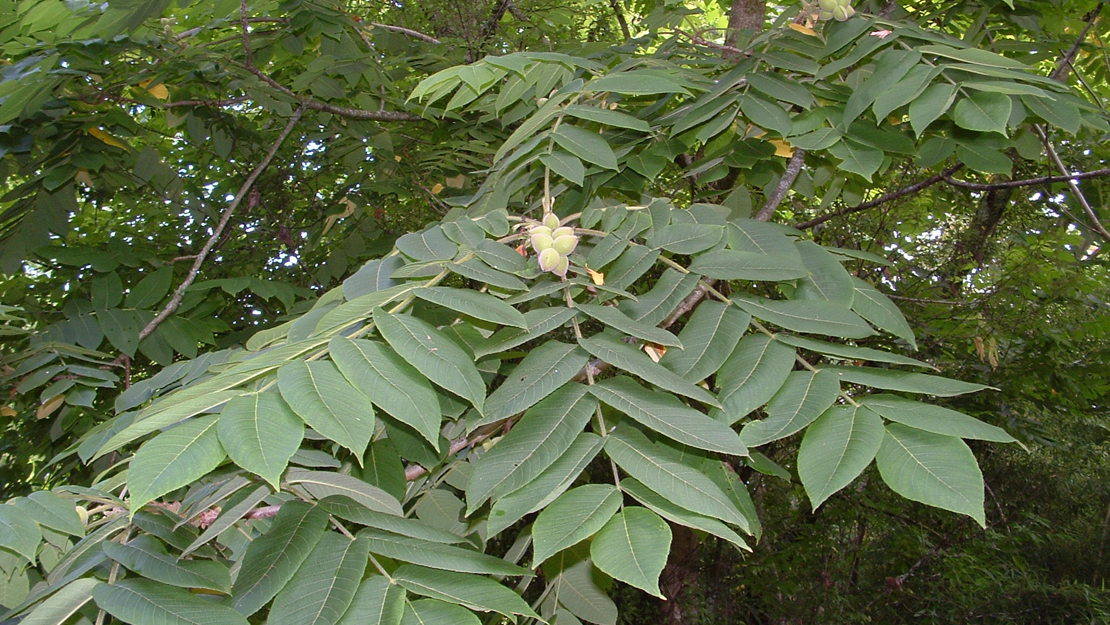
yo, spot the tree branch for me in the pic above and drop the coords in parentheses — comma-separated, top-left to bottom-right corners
(609, 0, 632, 40)
(368, 22, 441, 44)
(137, 106, 305, 342)
(1052, 3, 1103, 81)
(755, 148, 805, 222)
(943, 167, 1110, 190)
(794, 165, 963, 229)
(1034, 125, 1110, 240)
(239, 1, 422, 122)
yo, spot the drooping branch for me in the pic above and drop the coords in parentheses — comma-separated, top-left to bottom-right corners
(137, 105, 306, 342)
(793, 165, 963, 229)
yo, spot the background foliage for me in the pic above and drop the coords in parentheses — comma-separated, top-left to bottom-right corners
(0, 0, 1107, 623)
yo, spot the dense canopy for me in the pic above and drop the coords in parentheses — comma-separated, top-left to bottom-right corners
(1, 0, 1108, 623)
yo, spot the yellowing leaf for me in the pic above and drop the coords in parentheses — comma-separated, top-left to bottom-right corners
(788, 23, 819, 37)
(139, 80, 170, 100)
(0, 406, 15, 417)
(87, 127, 129, 150)
(770, 138, 794, 158)
(36, 394, 65, 420)
(431, 183, 444, 195)
(445, 174, 466, 188)
(587, 267, 605, 285)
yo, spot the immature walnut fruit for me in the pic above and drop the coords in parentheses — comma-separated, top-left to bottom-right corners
(531, 212, 578, 277)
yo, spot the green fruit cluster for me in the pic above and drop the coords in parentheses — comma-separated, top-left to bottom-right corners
(818, 0, 855, 20)
(529, 212, 577, 278)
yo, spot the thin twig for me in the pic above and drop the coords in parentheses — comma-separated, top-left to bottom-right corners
(1052, 4, 1103, 81)
(943, 167, 1110, 190)
(609, 0, 632, 40)
(672, 28, 751, 57)
(369, 22, 441, 44)
(794, 165, 963, 229)
(755, 148, 805, 221)
(137, 106, 305, 342)
(1034, 125, 1110, 240)
(238, 1, 422, 122)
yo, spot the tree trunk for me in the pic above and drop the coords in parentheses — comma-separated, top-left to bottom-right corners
(724, 0, 765, 58)
(659, 525, 702, 625)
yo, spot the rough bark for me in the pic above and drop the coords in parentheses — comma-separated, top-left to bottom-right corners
(723, 0, 765, 58)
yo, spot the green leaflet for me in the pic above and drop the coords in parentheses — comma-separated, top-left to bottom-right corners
(862, 394, 1015, 442)
(774, 334, 933, 369)
(542, 548, 618, 625)
(647, 223, 724, 254)
(285, 469, 403, 516)
(277, 360, 374, 461)
(217, 390, 302, 489)
(102, 535, 230, 592)
(621, 478, 749, 551)
(477, 341, 589, 426)
(589, 376, 746, 455)
(466, 383, 596, 512)
(401, 599, 481, 625)
(540, 151, 586, 186)
(336, 576, 405, 625)
(413, 287, 527, 328)
(732, 296, 875, 339)
(487, 433, 605, 537)
(531, 485, 621, 566)
(183, 484, 271, 557)
(794, 240, 855, 306)
(563, 103, 651, 131)
(359, 528, 529, 576)
(96, 389, 240, 459)
(330, 337, 442, 448)
(266, 533, 370, 625)
(373, 308, 486, 411)
(714, 334, 795, 425)
(397, 226, 458, 261)
(951, 90, 1011, 135)
(661, 301, 750, 382)
(552, 125, 618, 170)
(93, 579, 249, 625)
(8, 492, 83, 537)
(689, 249, 808, 281)
(475, 307, 577, 358)
(909, 83, 957, 136)
(128, 414, 225, 513)
(575, 303, 682, 348)
(617, 268, 699, 326)
(605, 426, 750, 528)
(823, 366, 988, 396)
(18, 578, 100, 625)
(850, 277, 916, 348)
(0, 503, 42, 564)
(740, 370, 840, 447)
(578, 332, 720, 407)
(392, 565, 540, 620)
(797, 405, 884, 510)
(318, 497, 465, 544)
(875, 423, 986, 527)
(229, 501, 329, 616)
(590, 507, 671, 598)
